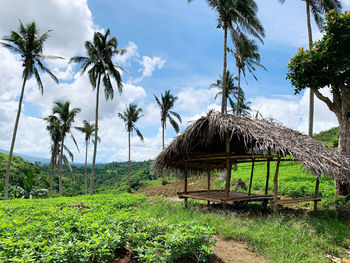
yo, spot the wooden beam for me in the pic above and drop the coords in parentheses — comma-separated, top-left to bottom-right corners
(273, 157, 281, 215)
(272, 196, 321, 205)
(264, 158, 270, 195)
(182, 154, 279, 162)
(248, 158, 255, 196)
(314, 176, 320, 212)
(177, 189, 225, 195)
(184, 167, 188, 208)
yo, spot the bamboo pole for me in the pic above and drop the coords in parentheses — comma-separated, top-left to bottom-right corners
(207, 171, 211, 206)
(224, 131, 231, 211)
(248, 159, 255, 196)
(314, 176, 320, 212)
(264, 157, 270, 195)
(273, 157, 281, 215)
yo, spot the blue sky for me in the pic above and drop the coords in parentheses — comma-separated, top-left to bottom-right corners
(0, 0, 348, 163)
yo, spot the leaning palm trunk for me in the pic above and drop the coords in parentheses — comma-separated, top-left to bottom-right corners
(90, 75, 101, 195)
(128, 130, 131, 188)
(58, 137, 65, 197)
(306, 0, 314, 137)
(4, 76, 28, 200)
(84, 139, 88, 195)
(50, 158, 55, 198)
(162, 120, 165, 149)
(221, 26, 228, 114)
(236, 67, 242, 115)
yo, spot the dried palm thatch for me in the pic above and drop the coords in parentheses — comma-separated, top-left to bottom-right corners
(152, 112, 350, 182)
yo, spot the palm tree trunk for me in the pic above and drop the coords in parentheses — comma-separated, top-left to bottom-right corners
(236, 67, 242, 115)
(306, 0, 314, 137)
(128, 130, 131, 188)
(58, 137, 65, 197)
(58, 137, 64, 196)
(162, 120, 165, 149)
(50, 158, 54, 198)
(221, 25, 228, 114)
(90, 75, 101, 195)
(4, 76, 28, 200)
(84, 139, 88, 195)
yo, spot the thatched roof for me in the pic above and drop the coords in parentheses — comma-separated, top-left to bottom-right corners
(152, 112, 350, 181)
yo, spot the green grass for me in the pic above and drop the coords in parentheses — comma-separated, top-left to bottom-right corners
(137, 200, 349, 263)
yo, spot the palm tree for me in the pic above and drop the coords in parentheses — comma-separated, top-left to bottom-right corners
(118, 104, 144, 188)
(75, 120, 98, 194)
(0, 21, 61, 200)
(44, 116, 61, 198)
(232, 34, 266, 115)
(188, 0, 264, 113)
(69, 29, 124, 195)
(278, 0, 342, 136)
(154, 90, 182, 149)
(210, 70, 251, 115)
(49, 101, 80, 197)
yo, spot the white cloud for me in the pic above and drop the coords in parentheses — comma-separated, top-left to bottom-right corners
(134, 56, 166, 82)
(250, 88, 338, 135)
(115, 42, 139, 65)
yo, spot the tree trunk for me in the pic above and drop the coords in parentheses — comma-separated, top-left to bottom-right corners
(4, 76, 28, 200)
(50, 157, 55, 198)
(90, 75, 101, 195)
(221, 26, 228, 114)
(84, 139, 88, 195)
(236, 67, 241, 115)
(58, 136, 65, 197)
(128, 130, 131, 188)
(162, 120, 165, 149)
(306, 0, 314, 137)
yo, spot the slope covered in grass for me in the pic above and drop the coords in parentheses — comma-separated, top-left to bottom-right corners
(314, 127, 339, 146)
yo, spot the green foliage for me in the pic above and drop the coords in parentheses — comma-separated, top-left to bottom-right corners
(287, 11, 350, 92)
(138, 201, 349, 263)
(314, 127, 339, 146)
(0, 194, 214, 263)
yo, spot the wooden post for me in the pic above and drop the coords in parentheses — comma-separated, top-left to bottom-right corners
(314, 176, 320, 212)
(248, 158, 255, 196)
(223, 130, 231, 211)
(207, 171, 211, 206)
(184, 167, 188, 208)
(264, 157, 270, 195)
(273, 157, 281, 215)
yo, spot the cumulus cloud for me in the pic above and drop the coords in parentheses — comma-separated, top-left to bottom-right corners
(114, 42, 139, 66)
(134, 56, 165, 83)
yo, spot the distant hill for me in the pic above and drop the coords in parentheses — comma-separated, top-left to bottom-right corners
(0, 149, 51, 165)
(313, 127, 339, 147)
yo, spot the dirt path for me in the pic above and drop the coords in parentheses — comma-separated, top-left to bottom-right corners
(211, 236, 267, 263)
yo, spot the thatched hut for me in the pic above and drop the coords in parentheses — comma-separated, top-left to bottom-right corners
(152, 112, 350, 212)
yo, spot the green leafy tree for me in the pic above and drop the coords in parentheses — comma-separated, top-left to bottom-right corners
(231, 34, 265, 115)
(75, 120, 98, 194)
(0, 21, 61, 200)
(70, 29, 124, 195)
(118, 103, 144, 188)
(188, 0, 264, 113)
(47, 101, 80, 196)
(279, 0, 342, 136)
(154, 90, 182, 149)
(287, 11, 350, 194)
(210, 70, 251, 114)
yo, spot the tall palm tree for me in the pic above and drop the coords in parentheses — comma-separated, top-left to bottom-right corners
(154, 90, 182, 149)
(278, 0, 342, 136)
(44, 116, 61, 198)
(188, 0, 264, 113)
(69, 29, 124, 195)
(232, 34, 266, 115)
(0, 21, 61, 200)
(49, 101, 80, 197)
(75, 120, 98, 195)
(118, 103, 144, 188)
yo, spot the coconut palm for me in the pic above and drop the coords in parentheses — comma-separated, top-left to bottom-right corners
(44, 115, 76, 197)
(69, 29, 124, 195)
(75, 120, 98, 194)
(154, 90, 182, 149)
(118, 104, 144, 188)
(0, 21, 61, 200)
(188, 0, 264, 113)
(49, 101, 80, 196)
(279, 0, 342, 136)
(232, 34, 266, 115)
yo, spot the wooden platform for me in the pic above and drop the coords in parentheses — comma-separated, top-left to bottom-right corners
(272, 196, 321, 205)
(177, 190, 274, 204)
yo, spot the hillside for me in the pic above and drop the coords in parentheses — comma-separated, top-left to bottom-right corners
(313, 127, 339, 147)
